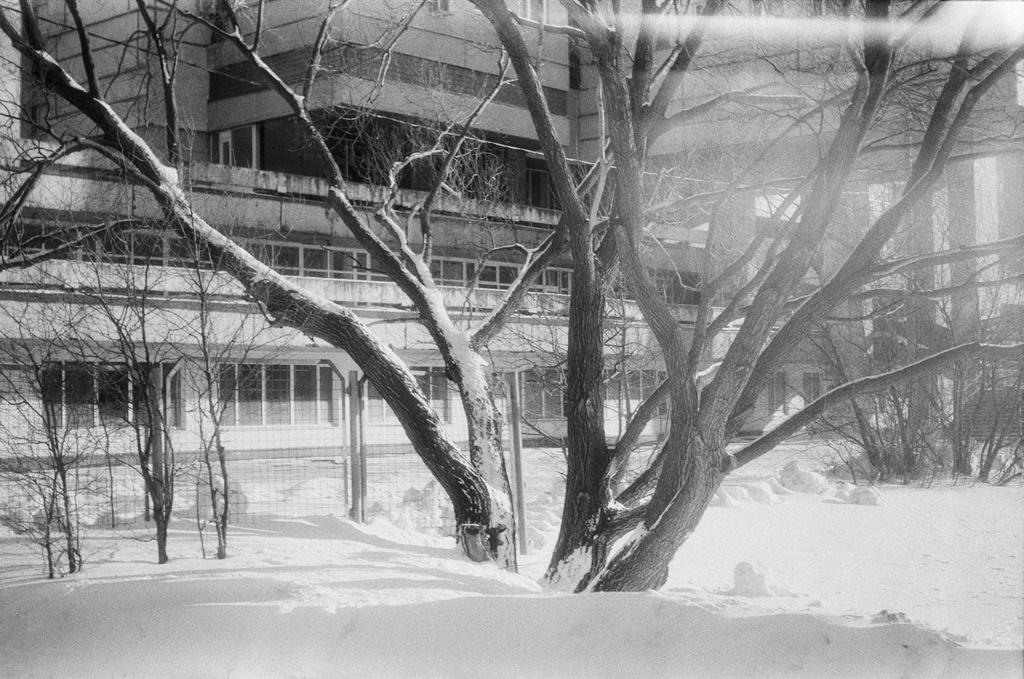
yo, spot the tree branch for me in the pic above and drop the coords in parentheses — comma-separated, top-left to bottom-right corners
(729, 341, 1024, 470)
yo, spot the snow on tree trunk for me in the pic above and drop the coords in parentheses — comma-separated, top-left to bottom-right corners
(419, 287, 517, 569)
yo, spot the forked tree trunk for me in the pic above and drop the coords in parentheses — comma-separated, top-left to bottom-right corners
(544, 278, 613, 591)
(592, 440, 724, 592)
(455, 372, 517, 568)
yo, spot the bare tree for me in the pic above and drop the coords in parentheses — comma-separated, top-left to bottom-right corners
(174, 241, 290, 560)
(0, 331, 91, 578)
(468, 0, 1024, 591)
(0, 0, 581, 569)
(1, 1, 1022, 591)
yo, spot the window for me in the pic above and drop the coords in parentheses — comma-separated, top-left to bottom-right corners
(273, 245, 300, 276)
(265, 365, 291, 425)
(526, 167, 554, 209)
(302, 248, 330, 278)
(218, 363, 338, 426)
(619, 369, 668, 415)
(41, 364, 135, 429)
(367, 367, 451, 424)
(523, 369, 564, 420)
(769, 371, 788, 415)
(653, 269, 700, 305)
(96, 366, 131, 427)
(218, 364, 237, 426)
(166, 369, 184, 430)
(211, 124, 260, 169)
(802, 372, 822, 405)
(536, 268, 571, 295)
(416, 368, 452, 423)
(568, 40, 581, 90)
(519, 0, 546, 22)
(64, 365, 97, 429)
(225, 243, 573, 296)
(365, 380, 396, 424)
(329, 250, 388, 280)
(94, 231, 165, 266)
(430, 259, 468, 286)
(428, 0, 450, 12)
(319, 365, 336, 424)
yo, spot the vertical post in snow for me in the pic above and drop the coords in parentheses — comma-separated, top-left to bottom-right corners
(348, 370, 365, 523)
(507, 371, 527, 554)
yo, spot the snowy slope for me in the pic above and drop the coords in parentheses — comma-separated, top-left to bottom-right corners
(1, 444, 1022, 678)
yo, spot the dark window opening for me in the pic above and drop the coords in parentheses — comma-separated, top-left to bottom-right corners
(210, 124, 260, 169)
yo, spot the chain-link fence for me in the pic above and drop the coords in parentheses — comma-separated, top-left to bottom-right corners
(0, 450, 351, 530)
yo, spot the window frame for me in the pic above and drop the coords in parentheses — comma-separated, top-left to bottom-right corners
(41, 363, 138, 430)
(217, 363, 340, 427)
(367, 366, 453, 425)
(211, 124, 260, 170)
(518, 0, 547, 22)
(802, 371, 822, 405)
(769, 371, 789, 415)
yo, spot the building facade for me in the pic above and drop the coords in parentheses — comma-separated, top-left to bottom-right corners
(0, 1, 1020, 530)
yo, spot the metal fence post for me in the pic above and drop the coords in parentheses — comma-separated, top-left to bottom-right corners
(507, 371, 527, 554)
(348, 370, 365, 523)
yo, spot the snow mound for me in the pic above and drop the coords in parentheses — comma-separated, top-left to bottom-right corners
(712, 482, 783, 507)
(2, 579, 1015, 679)
(846, 486, 883, 506)
(742, 481, 783, 505)
(731, 561, 774, 597)
(767, 477, 793, 495)
(778, 460, 830, 493)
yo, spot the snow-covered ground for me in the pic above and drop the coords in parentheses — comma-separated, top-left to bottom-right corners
(1, 442, 1022, 678)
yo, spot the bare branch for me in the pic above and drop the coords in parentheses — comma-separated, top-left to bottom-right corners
(730, 341, 1024, 470)
(134, 0, 180, 164)
(64, 0, 101, 98)
(303, 2, 345, 102)
(471, 226, 565, 350)
(867, 234, 1024, 281)
(608, 379, 670, 477)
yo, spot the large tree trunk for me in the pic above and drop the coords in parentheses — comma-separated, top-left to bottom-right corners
(454, 361, 517, 569)
(592, 438, 724, 592)
(543, 279, 613, 590)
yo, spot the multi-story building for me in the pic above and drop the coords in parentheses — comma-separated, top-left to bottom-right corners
(0, 1, 703, 528)
(0, 1, 1019, 528)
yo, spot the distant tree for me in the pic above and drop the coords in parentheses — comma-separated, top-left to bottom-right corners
(175, 245, 287, 560)
(0, 330, 90, 578)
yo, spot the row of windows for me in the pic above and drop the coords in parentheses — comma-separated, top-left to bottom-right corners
(8, 224, 580, 296)
(8, 221, 702, 305)
(34, 363, 828, 432)
(217, 363, 337, 427)
(38, 363, 182, 430)
(32, 362, 337, 431)
(523, 368, 671, 422)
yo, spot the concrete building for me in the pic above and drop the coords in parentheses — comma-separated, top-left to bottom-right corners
(0, 1, 1020, 527)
